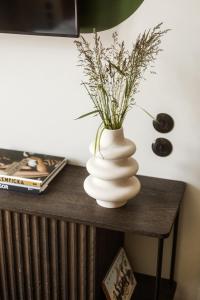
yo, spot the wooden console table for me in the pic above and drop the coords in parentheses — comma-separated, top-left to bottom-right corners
(0, 165, 185, 300)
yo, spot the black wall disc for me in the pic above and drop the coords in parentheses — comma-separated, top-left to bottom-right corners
(153, 113, 174, 133)
(152, 138, 173, 157)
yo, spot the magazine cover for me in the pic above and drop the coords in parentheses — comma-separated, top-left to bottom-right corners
(102, 248, 137, 300)
(0, 148, 66, 185)
(0, 182, 40, 194)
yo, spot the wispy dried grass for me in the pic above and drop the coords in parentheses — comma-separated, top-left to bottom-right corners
(75, 23, 169, 130)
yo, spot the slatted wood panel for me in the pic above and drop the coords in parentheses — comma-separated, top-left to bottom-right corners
(0, 210, 96, 300)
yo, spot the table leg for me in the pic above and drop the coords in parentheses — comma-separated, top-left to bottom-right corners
(170, 212, 179, 284)
(154, 238, 164, 300)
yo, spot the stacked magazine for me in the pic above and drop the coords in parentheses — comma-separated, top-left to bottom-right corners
(0, 148, 67, 194)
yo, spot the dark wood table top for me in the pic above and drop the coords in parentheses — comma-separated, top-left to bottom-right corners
(0, 165, 186, 238)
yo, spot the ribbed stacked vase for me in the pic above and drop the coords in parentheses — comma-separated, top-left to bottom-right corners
(84, 128, 141, 208)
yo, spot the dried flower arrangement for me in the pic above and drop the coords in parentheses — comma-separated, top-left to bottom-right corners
(75, 23, 169, 151)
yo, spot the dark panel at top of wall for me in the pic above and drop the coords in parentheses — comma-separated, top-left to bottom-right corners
(79, 0, 144, 33)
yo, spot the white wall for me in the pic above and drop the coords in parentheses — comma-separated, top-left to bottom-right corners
(0, 0, 200, 299)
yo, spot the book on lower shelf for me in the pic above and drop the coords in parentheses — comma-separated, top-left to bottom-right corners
(102, 248, 137, 300)
(0, 148, 67, 194)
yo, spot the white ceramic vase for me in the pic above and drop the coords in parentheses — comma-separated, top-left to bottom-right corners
(84, 127, 141, 208)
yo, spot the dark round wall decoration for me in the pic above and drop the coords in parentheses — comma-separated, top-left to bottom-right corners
(153, 113, 174, 134)
(152, 138, 173, 157)
(80, 0, 144, 32)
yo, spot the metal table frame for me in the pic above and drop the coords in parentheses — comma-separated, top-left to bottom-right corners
(154, 212, 179, 300)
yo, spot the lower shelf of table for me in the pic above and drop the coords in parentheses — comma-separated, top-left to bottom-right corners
(132, 273, 177, 300)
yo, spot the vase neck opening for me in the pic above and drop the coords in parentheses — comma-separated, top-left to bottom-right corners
(100, 128, 124, 147)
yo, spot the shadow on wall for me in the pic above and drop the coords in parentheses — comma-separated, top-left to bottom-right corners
(175, 184, 200, 300)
